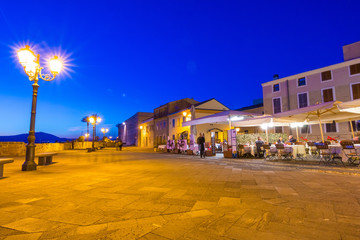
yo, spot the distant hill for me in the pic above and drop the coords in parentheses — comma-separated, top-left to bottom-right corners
(0, 132, 71, 143)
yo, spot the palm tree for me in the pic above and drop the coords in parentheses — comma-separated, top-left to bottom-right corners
(81, 116, 90, 140)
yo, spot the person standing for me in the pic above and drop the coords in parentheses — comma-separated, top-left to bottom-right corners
(200, 133, 206, 158)
(197, 133, 205, 158)
(119, 140, 123, 151)
(255, 137, 264, 158)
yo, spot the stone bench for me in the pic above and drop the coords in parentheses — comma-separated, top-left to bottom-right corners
(36, 152, 57, 165)
(0, 158, 14, 178)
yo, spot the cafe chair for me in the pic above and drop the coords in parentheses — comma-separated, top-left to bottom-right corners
(340, 141, 360, 166)
(307, 142, 320, 159)
(262, 144, 277, 160)
(316, 143, 340, 165)
(275, 144, 293, 160)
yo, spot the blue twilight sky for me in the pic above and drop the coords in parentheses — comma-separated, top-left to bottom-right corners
(0, 0, 360, 138)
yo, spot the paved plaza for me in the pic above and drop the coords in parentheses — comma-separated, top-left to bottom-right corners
(1, 148, 360, 239)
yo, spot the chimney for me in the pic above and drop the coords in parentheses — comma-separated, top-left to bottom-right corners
(343, 41, 360, 61)
(273, 74, 279, 80)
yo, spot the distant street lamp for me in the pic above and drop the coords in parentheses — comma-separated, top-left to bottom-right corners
(89, 115, 101, 150)
(84, 133, 89, 142)
(101, 128, 109, 138)
(17, 45, 62, 171)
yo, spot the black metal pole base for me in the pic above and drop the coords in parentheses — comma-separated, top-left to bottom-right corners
(22, 161, 37, 171)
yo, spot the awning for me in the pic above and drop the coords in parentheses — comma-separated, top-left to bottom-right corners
(338, 98, 360, 114)
(182, 110, 260, 127)
(272, 101, 360, 123)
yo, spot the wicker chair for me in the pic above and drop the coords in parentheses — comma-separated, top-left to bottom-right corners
(340, 141, 360, 165)
(275, 144, 293, 160)
(316, 143, 333, 165)
(237, 144, 244, 158)
(263, 144, 277, 160)
(307, 142, 320, 159)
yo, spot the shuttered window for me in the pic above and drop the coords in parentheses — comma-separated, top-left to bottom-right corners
(325, 122, 337, 133)
(349, 120, 360, 132)
(274, 126, 282, 133)
(350, 63, 360, 75)
(298, 93, 308, 108)
(300, 125, 310, 134)
(273, 98, 281, 114)
(352, 83, 360, 100)
(322, 88, 334, 102)
(321, 71, 332, 81)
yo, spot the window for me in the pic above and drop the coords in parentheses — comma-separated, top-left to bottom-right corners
(273, 98, 281, 114)
(273, 84, 280, 92)
(300, 125, 311, 134)
(321, 71, 332, 81)
(352, 83, 360, 100)
(177, 118, 180, 127)
(298, 77, 306, 86)
(350, 63, 360, 75)
(325, 122, 337, 133)
(349, 120, 360, 132)
(172, 119, 175, 128)
(298, 92, 308, 108)
(172, 135, 175, 140)
(274, 126, 283, 133)
(183, 117, 186, 123)
(322, 88, 334, 102)
(163, 121, 166, 127)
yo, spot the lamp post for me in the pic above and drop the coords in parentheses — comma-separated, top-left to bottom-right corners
(89, 115, 101, 150)
(17, 45, 62, 171)
(101, 128, 109, 138)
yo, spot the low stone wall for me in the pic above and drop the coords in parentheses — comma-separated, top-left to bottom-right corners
(0, 142, 26, 156)
(0, 141, 99, 157)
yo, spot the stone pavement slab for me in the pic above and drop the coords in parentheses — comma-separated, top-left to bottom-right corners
(0, 149, 360, 239)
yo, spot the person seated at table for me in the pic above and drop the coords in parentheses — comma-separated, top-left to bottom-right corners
(255, 137, 265, 157)
(288, 135, 297, 145)
(277, 137, 284, 144)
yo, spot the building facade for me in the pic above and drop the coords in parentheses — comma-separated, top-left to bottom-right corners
(117, 112, 153, 146)
(262, 41, 360, 140)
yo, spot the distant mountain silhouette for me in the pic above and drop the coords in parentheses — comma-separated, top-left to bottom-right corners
(0, 132, 70, 143)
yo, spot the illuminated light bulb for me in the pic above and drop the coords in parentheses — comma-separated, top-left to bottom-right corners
(17, 45, 36, 67)
(49, 56, 62, 74)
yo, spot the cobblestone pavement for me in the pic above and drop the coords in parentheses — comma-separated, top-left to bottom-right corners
(1, 148, 360, 240)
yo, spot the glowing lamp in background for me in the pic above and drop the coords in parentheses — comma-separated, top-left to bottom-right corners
(49, 56, 62, 74)
(89, 117, 95, 124)
(182, 112, 187, 116)
(139, 126, 143, 130)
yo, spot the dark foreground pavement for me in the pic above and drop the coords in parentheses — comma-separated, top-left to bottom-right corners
(0, 148, 360, 240)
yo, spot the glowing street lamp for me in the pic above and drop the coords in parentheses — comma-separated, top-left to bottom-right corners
(101, 128, 109, 138)
(84, 133, 90, 142)
(89, 114, 101, 151)
(17, 45, 62, 171)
